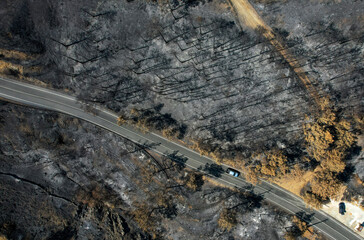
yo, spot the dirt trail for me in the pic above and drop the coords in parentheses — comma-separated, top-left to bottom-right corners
(230, 0, 323, 109)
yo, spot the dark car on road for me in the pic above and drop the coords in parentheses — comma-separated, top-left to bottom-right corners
(226, 168, 240, 177)
(339, 202, 346, 215)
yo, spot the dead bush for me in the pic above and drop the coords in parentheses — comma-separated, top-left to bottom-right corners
(218, 208, 237, 231)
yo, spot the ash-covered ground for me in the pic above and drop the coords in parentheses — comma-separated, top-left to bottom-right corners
(0, 0, 363, 239)
(1, 0, 362, 156)
(0, 102, 298, 239)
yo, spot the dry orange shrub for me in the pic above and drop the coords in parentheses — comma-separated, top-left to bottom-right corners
(190, 139, 211, 157)
(354, 115, 364, 131)
(354, 174, 364, 187)
(162, 127, 180, 139)
(273, 165, 315, 198)
(302, 192, 323, 209)
(0, 60, 24, 75)
(291, 215, 319, 240)
(244, 166, 259, 184)
(218, 208, 237, 231)
(202, 175, 236, 191)
(185, 172, 203, 191)
(0, 49, 34, 60)
(131, 205, 156, 233)
(253, 149, 289, 178)
(283, 231, 296, 240)
(19, 123, 33, 135)
(319, 149, 346, 173)
(117, 115, 127, 125)
(310, 169, 347, 201)
(304, 99, 355, 165)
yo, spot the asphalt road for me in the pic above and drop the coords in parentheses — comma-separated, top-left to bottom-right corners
(0, 77, 362, 240)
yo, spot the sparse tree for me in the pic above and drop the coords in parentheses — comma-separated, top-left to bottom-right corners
(310, 170, 345, 200)
(117, 115, 128, 125)
(284, 231, 296, 240)
(185, 172, 204, 191)
(218, 208, 237, 231)
(254, 149, 288, 178)
(132, 205, 156, 233)
(245, 167, 259, 185)
(302, 192, 322, 209)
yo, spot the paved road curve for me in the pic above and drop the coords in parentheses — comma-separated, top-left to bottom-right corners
(0, 77, 362, 240)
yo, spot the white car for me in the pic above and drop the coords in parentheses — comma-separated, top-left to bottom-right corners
(226, 168, 240, 177)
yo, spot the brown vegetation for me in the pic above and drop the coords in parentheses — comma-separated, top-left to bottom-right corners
(218, 208, 237, 231)
(0, 48, 35, 60)
(0, 223, 14, 240)
(75, 184, 121, 208)
(191, 138, 245, 169)
(310, 169, 346, 201)
(190, 102, 357, 208)
(190, 105, 356, 207)
(273, 166, 314, 199)
(202, 175, 237, 191)
(246, 100, 357, 207)
(131, 204, 157, 234)
(354, 115, 364, 132)
(117, 107, 186, 139)
(0, 49, 45, 86)
(185, 172, 204, 191)
(253, 150, 289, 178)
(188, 98, 359, 209)
(301, 192, 323, 209)
(300, 101, 355, 203)
(244, 166, 259, 185)
(0, 60, 24, 76)
(284, 215, 319, 240)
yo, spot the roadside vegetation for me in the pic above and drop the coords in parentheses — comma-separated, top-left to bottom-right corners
(116, 95, 362, 209)
(0, 48, 46, 87)
(218, 208, 237, 231)
(118, 105, 187, 139)
(284, 215, 320, 240)
(1, 0, 363, 237)
(183, 98, 362, 208)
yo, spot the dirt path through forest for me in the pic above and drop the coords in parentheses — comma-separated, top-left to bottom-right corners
(229, 0, 324, 108)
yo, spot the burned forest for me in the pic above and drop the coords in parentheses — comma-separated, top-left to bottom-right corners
(0, 0, 363, 239)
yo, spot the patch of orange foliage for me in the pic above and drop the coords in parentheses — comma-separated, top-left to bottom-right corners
(0, 60, 24, 75)
(0, 49, 34, 60)
(274, 166, 314, 197)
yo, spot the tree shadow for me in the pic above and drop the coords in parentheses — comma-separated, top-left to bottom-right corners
(166, 150, 188, 170)
(203, 163, 224, 177)
(295, 211, 315, 223)
(244, 191, 263, 209)
(294, 210, 328, 228)
(309, 218, 328, 227)
(337, 163, 355, 183)
(230, 189, 263, 212)
(159, 204, 178, 220)
(139, 141, 161, 150)
(345, 145, 361, 161)
(193, 173, 204, 191)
